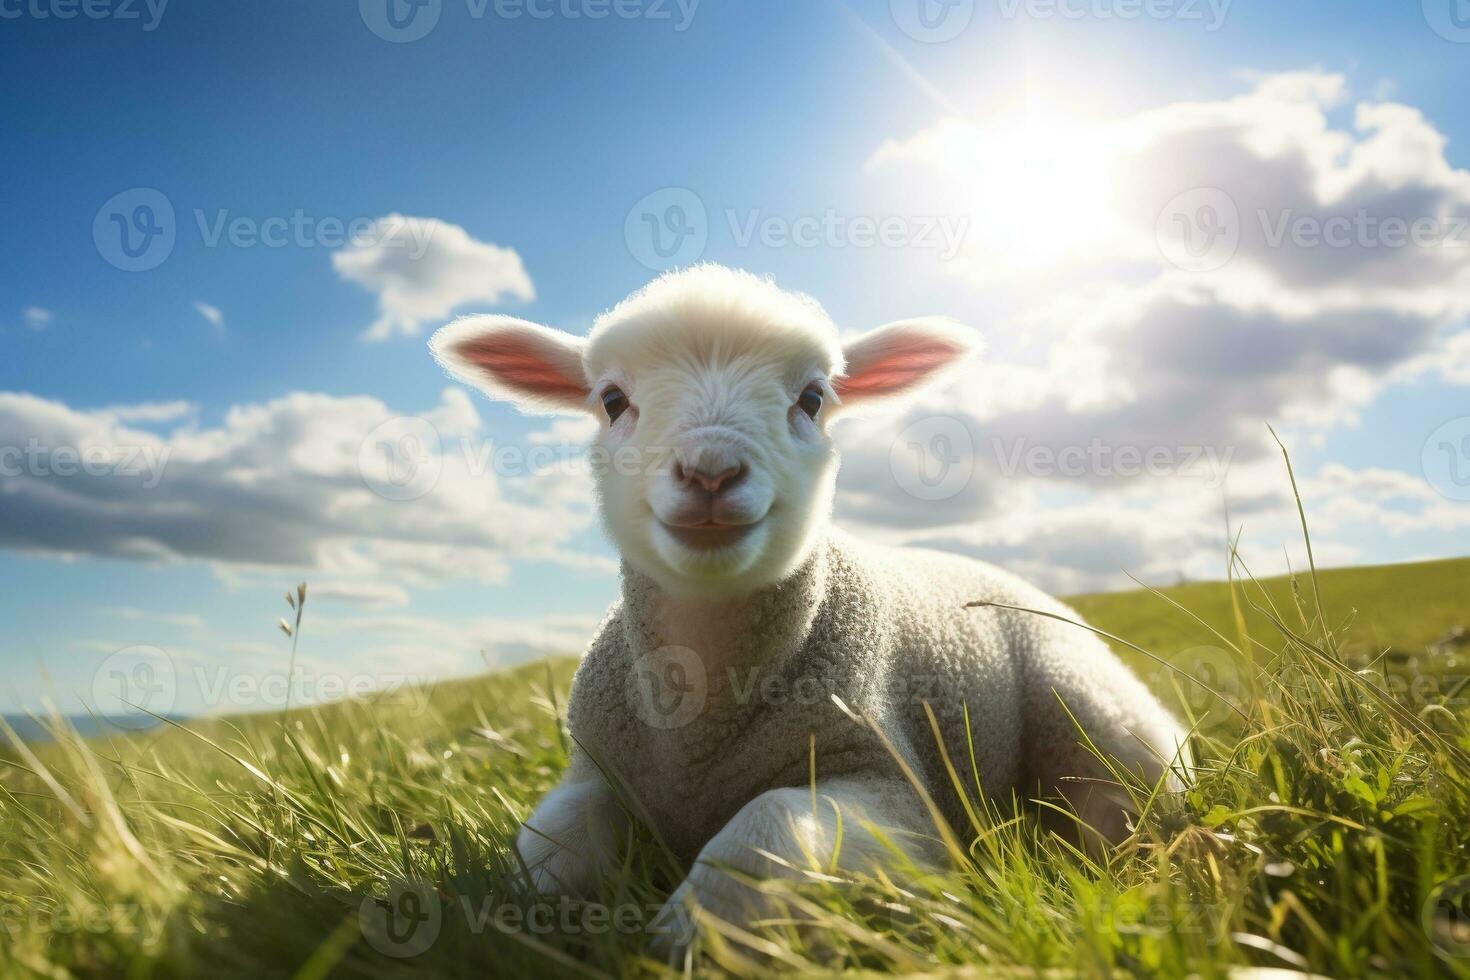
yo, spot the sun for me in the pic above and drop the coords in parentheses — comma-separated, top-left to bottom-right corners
(953, 103, 1120, 276)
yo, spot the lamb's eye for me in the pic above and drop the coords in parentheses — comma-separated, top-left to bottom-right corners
(797, 384, 823, 419)
(601, 386, 629, 423)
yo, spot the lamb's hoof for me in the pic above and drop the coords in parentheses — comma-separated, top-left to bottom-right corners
(649, 875, 797, 966)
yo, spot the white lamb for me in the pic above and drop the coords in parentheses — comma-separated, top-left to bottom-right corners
(430, 264, 1186, 950)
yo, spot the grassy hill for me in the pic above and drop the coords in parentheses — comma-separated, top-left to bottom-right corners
(2, 554, 1468, 977)
(1068, 555, 1470, 663)
(1069, 556, 1470, 731)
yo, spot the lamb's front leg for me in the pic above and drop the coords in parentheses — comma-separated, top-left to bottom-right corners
(515, 753, 629, 896)
(655, 774, 940, 955)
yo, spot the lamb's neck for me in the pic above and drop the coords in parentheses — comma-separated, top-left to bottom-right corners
(618, 543, 829, 674)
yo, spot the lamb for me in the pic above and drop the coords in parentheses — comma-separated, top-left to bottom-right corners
(429, 264, 1187, 951)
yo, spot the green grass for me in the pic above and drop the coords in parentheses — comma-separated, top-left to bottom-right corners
(1068, 556, 1470, 745)
(3, 492, 1470, 977)
(1069, 555, 1470, 665)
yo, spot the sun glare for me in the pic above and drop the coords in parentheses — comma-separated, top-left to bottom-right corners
(957, 105, 1118, 274)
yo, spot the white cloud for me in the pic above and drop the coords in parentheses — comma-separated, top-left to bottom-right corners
(527, 417, 600, 445)
(306, 610, 602, 665)
(0, 387, 607, 597)
(23, 307, 52, 331)
(100, 401, 196, 424)
(1396, 328, 1470, 386)
(332, 214, 535, 341)
(193, 301, 225, 337)
(307, 580, 412, 609)
(870, 72, 1470, 317)
(99, 606, 207, 630)
(834, 451, 1464, 597)
(1305, 463, 1470, 535)
(841, 70, 1470, 591)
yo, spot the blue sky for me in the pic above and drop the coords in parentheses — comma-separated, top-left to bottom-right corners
(2, 0, 1468, 718)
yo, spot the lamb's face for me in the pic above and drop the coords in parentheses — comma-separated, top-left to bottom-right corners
(585, 327, 841, 597)
(430, 265, 976, 600)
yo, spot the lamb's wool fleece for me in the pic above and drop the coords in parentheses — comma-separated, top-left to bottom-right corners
(430, 265, 1187, 931)
(569, 527, 1183, 862)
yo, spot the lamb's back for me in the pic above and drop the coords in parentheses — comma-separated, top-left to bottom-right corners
(827, 532, 1096, 815)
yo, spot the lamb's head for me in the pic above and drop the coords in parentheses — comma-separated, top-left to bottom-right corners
(430, 265, 974, 597)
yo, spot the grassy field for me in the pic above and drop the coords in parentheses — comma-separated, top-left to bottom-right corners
(1070, 556, 1470, 666)
(2, 539, 1469, 976)
(1070, 556, 1470, 740)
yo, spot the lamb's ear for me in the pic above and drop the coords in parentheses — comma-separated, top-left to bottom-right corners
(833, 318, 979, 405)
(429, 315, 590, 415)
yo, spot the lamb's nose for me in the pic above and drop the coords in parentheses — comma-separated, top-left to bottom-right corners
(675, 461, 744, 494)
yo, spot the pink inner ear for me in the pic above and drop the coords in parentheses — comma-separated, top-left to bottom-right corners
(454, 334, 586, 401)
(834, 337, 964, 398)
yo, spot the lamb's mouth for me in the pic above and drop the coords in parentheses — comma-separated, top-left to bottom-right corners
(657, 519, 763, 551)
